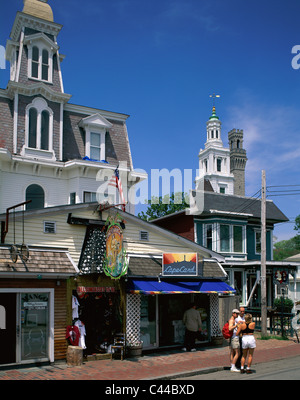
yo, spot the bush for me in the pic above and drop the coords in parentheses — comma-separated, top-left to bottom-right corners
(274, 297, 294, 311)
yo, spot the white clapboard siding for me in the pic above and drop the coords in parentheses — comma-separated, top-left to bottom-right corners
(3, 206, 201, 268)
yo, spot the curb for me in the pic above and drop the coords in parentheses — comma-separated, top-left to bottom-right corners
(147, 366, 225, 380)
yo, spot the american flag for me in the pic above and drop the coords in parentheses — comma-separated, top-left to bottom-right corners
(108, 167, 126, 211)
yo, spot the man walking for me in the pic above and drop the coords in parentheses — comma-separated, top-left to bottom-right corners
(182, 303, 202, 352)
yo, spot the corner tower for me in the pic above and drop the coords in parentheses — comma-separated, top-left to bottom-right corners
(228, 129, 247, 196)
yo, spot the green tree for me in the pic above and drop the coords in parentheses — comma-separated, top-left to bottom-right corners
(137, 192, 189, 221)
(294, 215, 300, 233)
(273, 235, 300, 260)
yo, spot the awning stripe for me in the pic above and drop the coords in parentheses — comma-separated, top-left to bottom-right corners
(126, 279, 235, 295)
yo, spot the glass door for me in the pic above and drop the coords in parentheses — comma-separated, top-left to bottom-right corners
(21, 293, 49, 361)
(0, 293, 16, 365)
(140, 295, 157, 348)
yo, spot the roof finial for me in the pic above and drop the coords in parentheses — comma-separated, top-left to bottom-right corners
(209, 93, 220, 120)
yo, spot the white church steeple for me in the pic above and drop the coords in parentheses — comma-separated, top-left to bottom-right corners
(195, 103, 235, 195)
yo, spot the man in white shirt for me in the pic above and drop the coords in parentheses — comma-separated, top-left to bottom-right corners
(235, 306, 245, 369)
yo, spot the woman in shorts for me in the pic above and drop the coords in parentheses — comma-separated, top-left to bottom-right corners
(236, 313, 256, 374)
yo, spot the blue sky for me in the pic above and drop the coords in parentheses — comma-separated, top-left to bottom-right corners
(1, 0, 300, 242)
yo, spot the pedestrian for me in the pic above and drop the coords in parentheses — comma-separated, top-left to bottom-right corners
(235, 306, 245, 368)
(182, 302, 202, 352)
(236, 313, 256, 374)
(228, 309, 240, 372)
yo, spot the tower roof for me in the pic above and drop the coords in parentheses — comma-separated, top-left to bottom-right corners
(22, 0, 54, 22)
(209, 106, 219, 120)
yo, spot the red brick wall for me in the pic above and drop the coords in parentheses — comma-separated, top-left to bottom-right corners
(153, 214, 195, 242)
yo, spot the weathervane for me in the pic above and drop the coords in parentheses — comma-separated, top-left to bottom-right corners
(209, 93, 221, 107)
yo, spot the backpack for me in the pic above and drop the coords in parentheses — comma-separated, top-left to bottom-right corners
(222, 321, 233, 339)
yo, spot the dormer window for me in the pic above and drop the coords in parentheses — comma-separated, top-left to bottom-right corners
(25, 33, 58, 83)
(79, 113, 113, 162)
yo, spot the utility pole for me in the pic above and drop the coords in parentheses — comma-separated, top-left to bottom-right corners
(261, 170, 267, 336)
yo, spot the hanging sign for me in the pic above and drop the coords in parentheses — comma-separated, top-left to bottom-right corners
(162, 253, 198, 277)
(103, 214, 128, 279)
(273, 268, 289, 287)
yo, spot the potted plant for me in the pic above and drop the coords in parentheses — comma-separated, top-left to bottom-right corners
(127, 340, 143, 357)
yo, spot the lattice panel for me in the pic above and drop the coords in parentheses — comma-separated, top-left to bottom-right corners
(210, 294, 220, 336)
(79, 227, 106, 274)
(126, 294, 141, 345)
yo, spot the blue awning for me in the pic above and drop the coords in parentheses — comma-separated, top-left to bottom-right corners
(126, 279, 235, 295)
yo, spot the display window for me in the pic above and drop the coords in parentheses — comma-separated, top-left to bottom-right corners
(140, 293, 209, 349)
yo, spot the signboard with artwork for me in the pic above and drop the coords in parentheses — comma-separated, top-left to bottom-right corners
(103, 214, 128, 279)
(162, 253, 198, 277)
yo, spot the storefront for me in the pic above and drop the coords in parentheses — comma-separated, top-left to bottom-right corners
(0, 245, 78, 366)
(0, 288, 54, 365)
(125, 255, 235, 351)
(139, 292, 209, 348)
(68, 276, 126, 356)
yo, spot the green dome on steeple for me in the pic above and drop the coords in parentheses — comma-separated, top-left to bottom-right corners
(209, 106, 219, 120)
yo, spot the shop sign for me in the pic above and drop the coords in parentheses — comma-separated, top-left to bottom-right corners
(162, 253, 198, 277)
(77, 286, 116, 296)
(104, 214, 128, 279)
(273, 268, 289, 287)
(23, 302, 47, 310)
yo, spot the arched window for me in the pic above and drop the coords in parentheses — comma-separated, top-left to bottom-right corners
(25, 98, 53, 153)
(26, 184, 45, 210)
(32, 46, 39, 78)
(41, 110, 49, 150)
(42, 49, 49, 81)
(28, 108, 37, 148)
(237, 139, 240, 149)
(216, 129, 218, 139)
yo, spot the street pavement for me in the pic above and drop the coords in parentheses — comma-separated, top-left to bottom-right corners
(174, 355, 300, 380)
(1, 335, 300, 380)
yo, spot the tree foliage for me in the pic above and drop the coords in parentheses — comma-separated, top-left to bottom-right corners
(273, 234, 300, 260)
(137, 192, 189, 221)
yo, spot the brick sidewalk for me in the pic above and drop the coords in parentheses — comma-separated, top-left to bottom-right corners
(1, 337, 300, 380)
